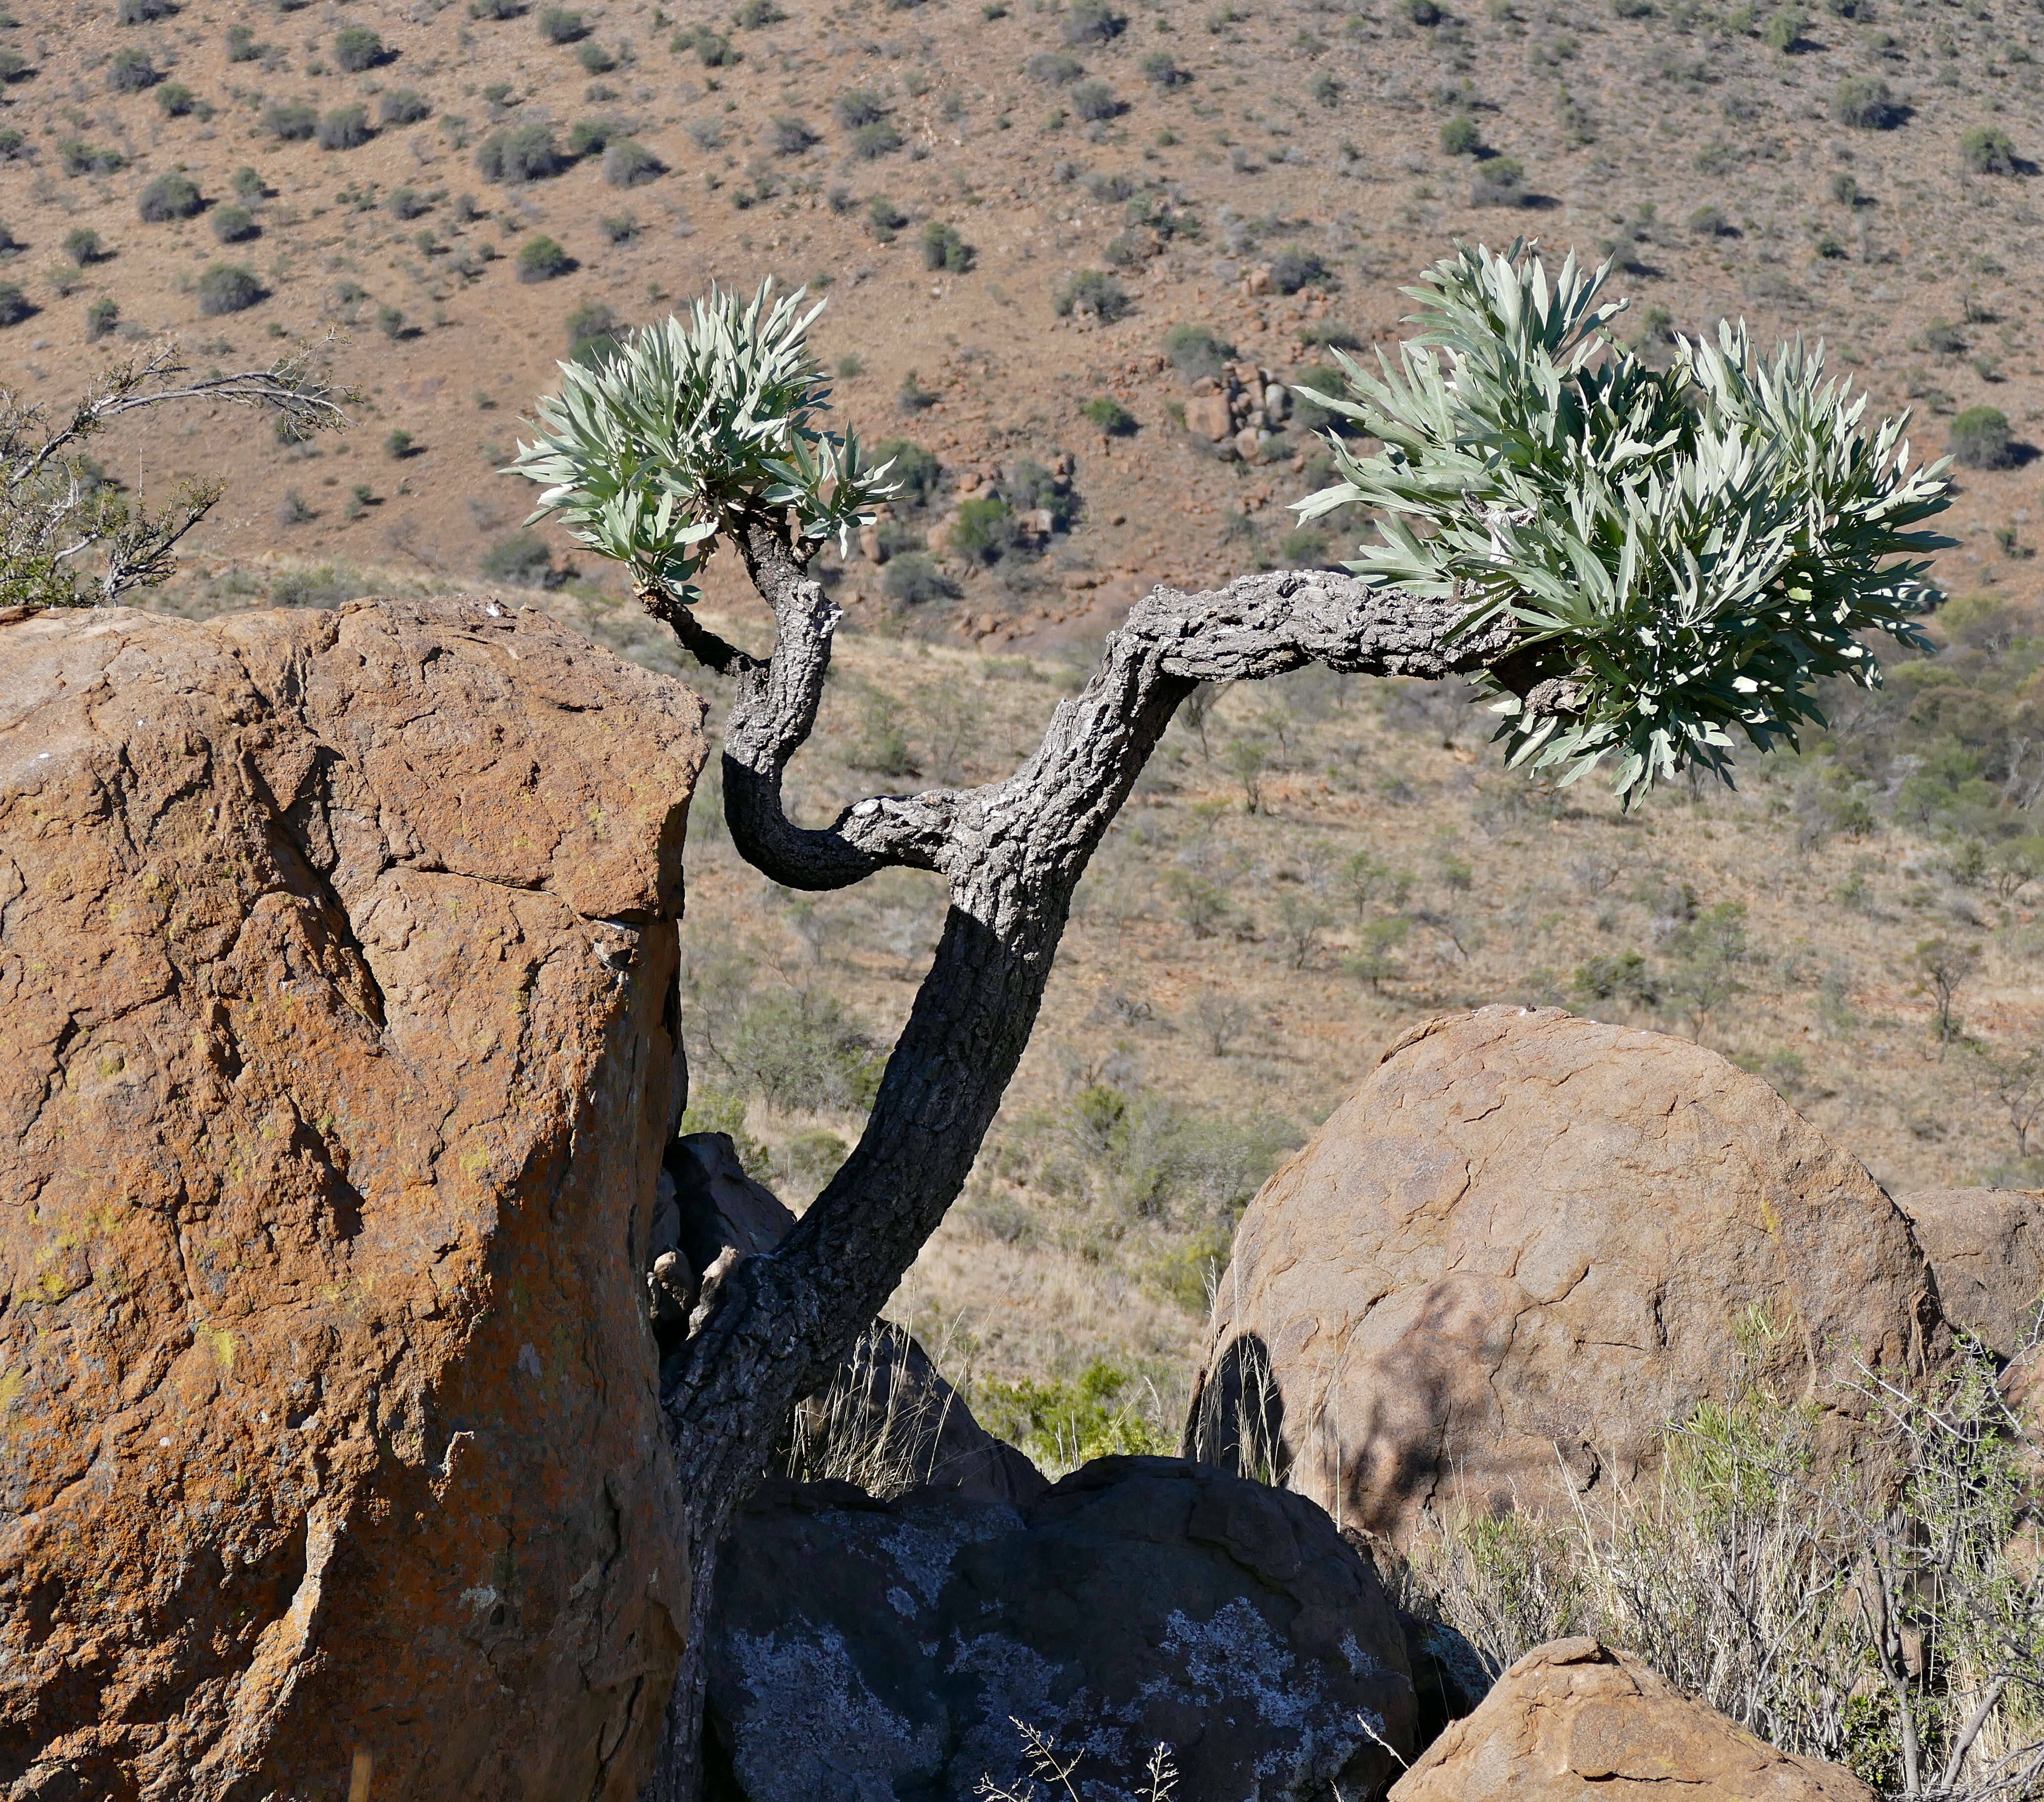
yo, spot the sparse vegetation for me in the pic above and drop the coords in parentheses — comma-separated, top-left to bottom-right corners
(1055, 268, 1129, 321)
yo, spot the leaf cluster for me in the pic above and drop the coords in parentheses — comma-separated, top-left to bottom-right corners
(508, 282, 897, 605)
(1294, 242, 1954, 804)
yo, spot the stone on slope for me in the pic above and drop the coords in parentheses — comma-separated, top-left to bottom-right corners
(1893, 1188, 2044, 1358)
(705, 1456, 1415, 1802)
(1390, 1638, 1876, 1802)
(0, 600, 706, 1802)
(1186, 1007, 1943, 1544)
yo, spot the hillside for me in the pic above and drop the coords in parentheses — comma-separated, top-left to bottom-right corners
(11, 0, 2044, 628)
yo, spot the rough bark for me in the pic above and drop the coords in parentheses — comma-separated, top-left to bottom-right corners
(642, 523, 1523, 1800)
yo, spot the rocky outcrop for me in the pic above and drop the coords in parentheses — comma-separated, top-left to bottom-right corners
(1894, 1188, 2044, 1358)
(1187, 1008, 1943, 1544)
(706, 1456, 1416, 1802)
(0, 601, 705, 1801)
(1390, 1638, 1876, 1802)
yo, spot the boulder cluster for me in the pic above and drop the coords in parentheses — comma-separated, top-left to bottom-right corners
(1181, 357, 1294, 463)
(2, 600, 2037, 1802)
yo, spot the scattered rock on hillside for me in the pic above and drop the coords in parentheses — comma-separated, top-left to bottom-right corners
(0, 600, 705, 1801)
(1186, 1007, 1944, 1544)
(1894, 1188, 2044, 1357)
(705, 1456, 1416, 1802)
(1389, 1638, 1877, 1802)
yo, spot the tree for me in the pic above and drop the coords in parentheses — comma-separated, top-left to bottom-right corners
(1914, 937, 1978, 1044)
(504, 253, 1953, 1795)
(1967, 1041, 2044, 1158)
(3, 337, 346, 610)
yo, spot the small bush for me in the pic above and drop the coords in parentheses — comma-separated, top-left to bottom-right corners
(1063, 0, 1125, 42)
(210, 203, 259, 243)
(264, 98, 317, 141)
(1404, 0, 1443, 20)
(1440, 115, 1482, 155)
(1471, 155, 1528, 205)
(137, 172, 203, 223)
(1140, 49, 1189, 86)
(567, 117, 618, 156)
(882, 551, 962, 606)
(108, 48, 160, 91)
(387, 186, 430, 220)
(195, 263, 262, 316)
(1950, 405, 2017, 470)
(84, 296, 119, 341)
(867, 438, 943, 507)
(156, 82, 200, 117)
(603, 139, 664, 186)
(833, 88, 886, 129)
(380, 87, 433, 126)
(316, 106, 372, 151)
(1028, 50, 1086, 84)
(1268, 245, 1332, 293)
(896, 368, 938, 413)
(225, 24, 259, 61)
(482, 532, 559, 586)
(920, 220, 974, 272)
(736, 0, 785, 22)
(61, 141, 129, 177)
(1961, 124, 2018, 174)
(770, 115, 818, 154)
(232, 166, 266, 203)
(62, 228, 106, 264)
(1925, 317, 1968, 356)
(1056, 267, 1129, 320)
(675, 24, 738, 63)
(576, 39, 616, 72)
(332, 25, 386, 71)
(471, 0, 525, 14)
(516, 234, 572, 281)
(1165, 323, 1232, 381)
(0, 283, 32, 327)
(538, 5, 586, 41)
(477, 123, 567, 181)
(851, 119, 904, 158)
(1761, 7, 1805, 48)
(384, 428, 416, 459)
(599, 212, 639, 243)
(1688, 202, 1733, 236)
(1832, 74, 1898, 128)
(116, 0, 177, 18)
(1069, 78, 1120, 121)
(1082, 395, 1136, 435)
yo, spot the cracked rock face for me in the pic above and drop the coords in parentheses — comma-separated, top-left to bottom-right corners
(1390, 1638, 1876, 1802)
(1186, 1007, 1943, 1546)
(0, 600, 705, 1802)
(705, 1457, 1415, 1802)
(1891, 1188, 2044, 1359)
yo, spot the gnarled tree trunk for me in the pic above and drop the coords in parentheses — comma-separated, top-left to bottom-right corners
(641, 523, 1528, 1799)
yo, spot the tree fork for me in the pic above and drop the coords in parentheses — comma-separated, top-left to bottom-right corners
(640, 519, 1520, 1799)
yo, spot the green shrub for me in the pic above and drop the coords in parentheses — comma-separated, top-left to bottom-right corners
(516, 234, 572, 281)
(84, 296, 119, 341)
(851, 119, 903, 158)
(770, 115, 818, 154)
(882, 551, 963, 605)
(62, 228, 106, 265)
(1064, 0, 1126, 42)
(1404, 0, 1443, 21)
(736, 0, 785, 22)
(576, 39, 616, 71)
(60, 141, 128, 176)
(384, 428, 416, 459)
(137, 173, 203, 222)
(1027, 50, 1086, 84)
(195, 263, 262, 316)
(380, 87, 433, 126)
(226, 24, 259, 60)
(1440, 115, 1482, 155)
(387, 186, 430, 220)
(675, 24, 738, 63)
(868, 438, 943, 507)
(603, 139, 664, 186)
(210, 203, 258, 243)
(158, 81, 201, 117)
(718, 988, 885, 1113)
(950, 495, 1014, 562)
(1268, 245, 1333, 293)
(1471, 155, 1528, 205)
(834, 88, 886, 129)
(0, 283, 32, 327)
(264, 98, 317, 141)
(1069, 77, 1120, 121)
(1164, 322, 1231, 381)
(1082, 395, 1136, 435)
(896, 368, 938, 413)
(537, 5, 586, 41)
(976, 1362, 1171, 1474)
(1054, 267, 1129, 320)
(477, 123, 567, 181)
(1140, 49, 1189, 86)
(108, 48, 160, 91)
(1961, 124, 2018, 174)
(1761, 7, 1804, 48)
(920, 220, 974, 272)
(316, 106, 372, 151)
(1949, 405, 2017, 470)
(482, 532, 558, 585)
(116, 0, 176, 18)
(332, 25, 386, 70)
(1832, 74, 1898, 128)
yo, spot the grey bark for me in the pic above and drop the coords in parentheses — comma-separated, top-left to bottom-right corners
(641, 520, 1527, 1800)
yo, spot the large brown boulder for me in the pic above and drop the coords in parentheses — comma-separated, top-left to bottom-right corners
(1390, 1638, 1875, 1802)
(1893, 1188, 2044, 1357)
(707, 1457, 1416, 1802)
(0, 601, 705, 1801)
(1186, 1008, 1942, 1543)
